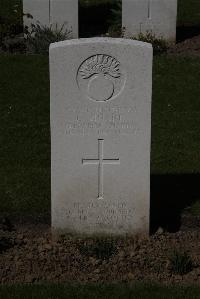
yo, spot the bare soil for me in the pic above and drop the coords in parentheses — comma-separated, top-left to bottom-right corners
(0, 216, 199, 285)
(168, 35, 200, 57)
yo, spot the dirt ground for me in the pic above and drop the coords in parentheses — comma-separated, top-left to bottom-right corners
(168, 34, 200, 57)
(0, 215, 199, 285)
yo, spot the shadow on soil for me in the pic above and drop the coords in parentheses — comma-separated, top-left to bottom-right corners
(177, 26, 200, 42)
(150, 174, 200, 233)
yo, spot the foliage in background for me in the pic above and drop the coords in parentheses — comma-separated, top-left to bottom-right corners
(0, 0, 200, 43)
(79, 0, 117, 37)
(80, 0, 122, 37)
(107, 0, 122, 37)
(131, 31, 168, 55)
(168, 250, 193, 275)
(24, 23, 72, 54)
(0, 0, 23, 43)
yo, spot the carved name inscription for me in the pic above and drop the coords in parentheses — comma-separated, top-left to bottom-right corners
(66, 106, 136, 135)
(65, 202, 133, 226)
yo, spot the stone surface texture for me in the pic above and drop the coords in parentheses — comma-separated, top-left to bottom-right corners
(23, 0, 78, 38)
(23, 0, 50, 29)
(50, 38, 152, 235)
(51, 0, 78, 38)
(122, 0, 177, 41)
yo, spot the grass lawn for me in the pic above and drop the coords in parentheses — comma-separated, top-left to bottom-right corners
(177, 0, 200, 27)
(0, 55, 50, 220)
(0, 283, 200, 299)
(152, 56, 200, 174)
(0, 54, 200, 220)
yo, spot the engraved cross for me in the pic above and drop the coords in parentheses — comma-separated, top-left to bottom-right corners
(140, 0, 152, 32)
(49, 0, 51, 23)
(147, 0, 152, 19)
(82, 139, 120, 200)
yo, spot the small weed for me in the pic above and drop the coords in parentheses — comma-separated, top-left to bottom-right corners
(131, 31, 168, 55)
(24, 22, 72, 54)
(152, 262, 164, 274)
(0, 0, 23, 43)
(187, 200, 200, 216)
(168, 250, 193, 275)
(79, 237, 118, 260)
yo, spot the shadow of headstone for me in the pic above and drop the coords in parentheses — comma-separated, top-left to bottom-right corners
(150, 173, 200, 233)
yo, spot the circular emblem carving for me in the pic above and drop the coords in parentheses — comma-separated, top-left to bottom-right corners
(77, 54, 126, 102)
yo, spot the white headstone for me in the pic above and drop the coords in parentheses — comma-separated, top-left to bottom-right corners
(23, 0, 78, 38)
(23, 0, 50, 29)
(50, 38, 152, 235)
(122, 0, 177, 42)
(51, 0, 78, 38)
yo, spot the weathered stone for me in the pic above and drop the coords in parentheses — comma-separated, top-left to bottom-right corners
(23, 0, 50, 28)
(122, 0, 177, 42)
(51, 0, 78, 38)
(50, 38, 152, 235)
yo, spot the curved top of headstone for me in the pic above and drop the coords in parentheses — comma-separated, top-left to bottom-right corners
(49, 37, 153, 51)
